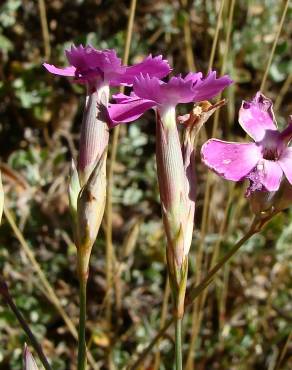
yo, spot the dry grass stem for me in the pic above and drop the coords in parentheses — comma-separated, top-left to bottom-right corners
(38, 0, 51, 59)
(260, 0, 290, 92)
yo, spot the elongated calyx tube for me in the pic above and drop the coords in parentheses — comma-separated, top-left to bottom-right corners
(156, 101, 227, 318)
(69, 82, 109, 281)
(156, 107, 194, 318)
(78, 84, 109, 186)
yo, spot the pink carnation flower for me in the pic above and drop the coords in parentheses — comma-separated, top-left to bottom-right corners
(43, 45, 171, 87)
(44, 45, 171, 184)
(107, 71, 232, 125)
(201, 92, 292, 195)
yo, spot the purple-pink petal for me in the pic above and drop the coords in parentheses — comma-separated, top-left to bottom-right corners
(65, 45, 123, 76)
(279, 147, 292, 185)
(111, 93, 133, 103)
(132, 74, 207, 107)
(107, 95, 156, 126)
(110, 55, 171, 86)
(160, 76, 197, 104)
(43, 63, 76, 76)
(238, 92, 277, 142)
(260, 160, 283, 191)
(201, 139, 261, 181)
(191, 71, 233, 101)
(184, 72, 203, 84)
(133, 75, 162, 102)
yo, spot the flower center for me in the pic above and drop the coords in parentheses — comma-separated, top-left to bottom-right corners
(259, 130, 284, 162)
(262, 147, 279, 161)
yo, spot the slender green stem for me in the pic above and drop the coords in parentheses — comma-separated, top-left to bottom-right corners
(175, 318, 183, 370)
(187, 217, 258, 303)
(154, 278, 170, 370)
(77, 278, 87, 370)
(1, 286, 51, 370)
(3, 206, 99, 370)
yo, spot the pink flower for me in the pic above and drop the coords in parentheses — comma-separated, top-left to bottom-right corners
(107, 71, 232, 125)
(44, 45, 171, 183)
(201, 92, 292, 195)
(44, 45, 171, 184)
(43, 45, 171, 87)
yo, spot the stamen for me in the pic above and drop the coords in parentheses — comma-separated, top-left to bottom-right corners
(246, 166, 264, 197)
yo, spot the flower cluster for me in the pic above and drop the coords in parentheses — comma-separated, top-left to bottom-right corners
(44, 45, 171, 280)
(4, 41, 289, 370)
(44, 44, 291, 321)
(44, 45, 170, 183)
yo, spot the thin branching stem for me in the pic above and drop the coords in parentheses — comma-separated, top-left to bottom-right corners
(129, 216, 263, 369)
(185, 184, 235, 368)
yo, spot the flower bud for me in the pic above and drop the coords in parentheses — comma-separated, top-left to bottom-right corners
(156, 107, 192, 318)
(181, 100, 226, 255)
(23, 345, 39, 370)
(249, 190, 275, 215)
(274, 179, 292, 212)
(0, 171, 3, 225)
(156, 101, 226, 317)
(76, 149, 107, 280)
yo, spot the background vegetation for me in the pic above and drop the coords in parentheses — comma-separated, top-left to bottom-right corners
(0, 0, 291, 369)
